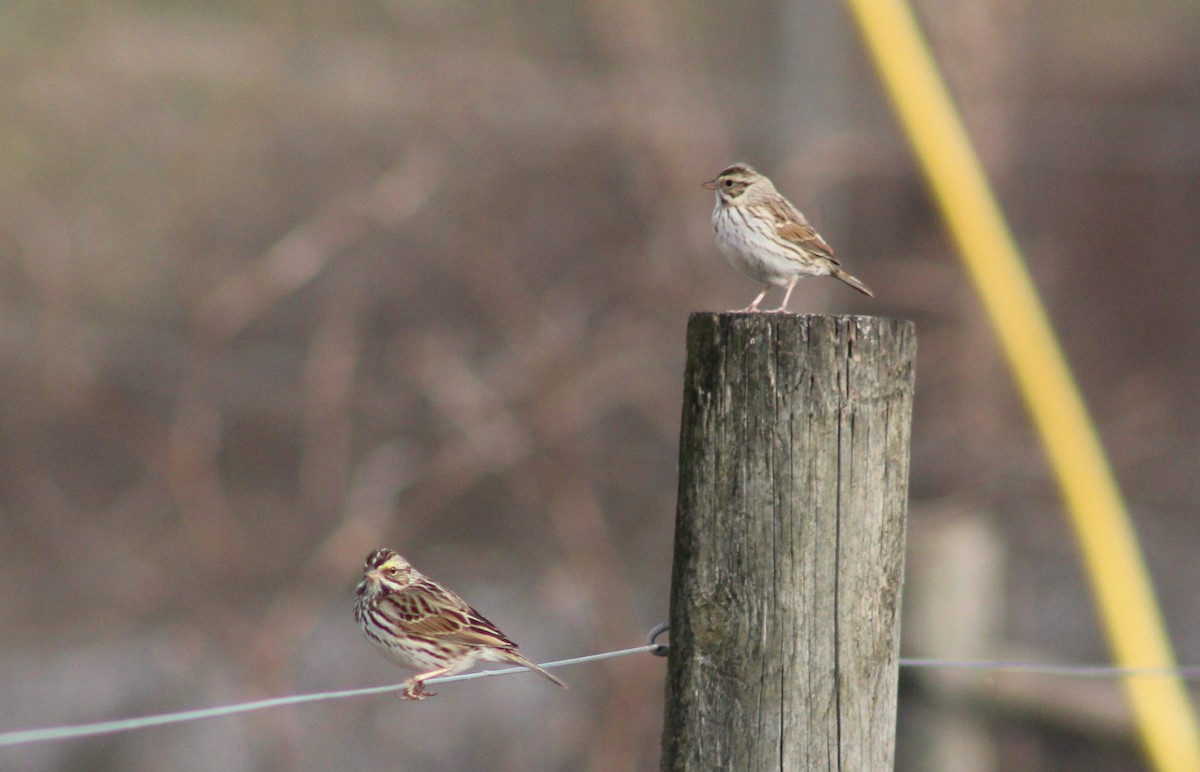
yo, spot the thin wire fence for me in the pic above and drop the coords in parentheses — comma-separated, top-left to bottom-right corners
(0, 644, 659, 748)
(4, 624, 1200, 750)
(898, 658, 1200, 679)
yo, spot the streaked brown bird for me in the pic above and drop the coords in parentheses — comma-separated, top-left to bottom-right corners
(354, 548, 567, 700)
(704, 163, 874, 311)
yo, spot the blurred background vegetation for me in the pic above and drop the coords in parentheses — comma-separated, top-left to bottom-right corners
(1, 0, 1198, 769)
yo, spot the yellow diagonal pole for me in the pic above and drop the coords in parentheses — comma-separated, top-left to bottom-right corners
(842, 0, 1200, 768)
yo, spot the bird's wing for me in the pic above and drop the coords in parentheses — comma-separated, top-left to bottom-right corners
(390, 581, 518, 649)
(766, 198, 841, 264)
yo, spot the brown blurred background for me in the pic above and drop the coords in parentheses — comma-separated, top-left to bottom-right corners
(1, 1, 1198, 770)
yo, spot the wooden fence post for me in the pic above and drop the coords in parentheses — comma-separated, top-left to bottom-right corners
(661, 313, 916, 770)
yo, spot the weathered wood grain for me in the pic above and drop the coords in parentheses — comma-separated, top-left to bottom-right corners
(661, 313, 916, 771)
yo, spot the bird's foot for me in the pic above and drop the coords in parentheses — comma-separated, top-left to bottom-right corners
(399, 680, 436, 701)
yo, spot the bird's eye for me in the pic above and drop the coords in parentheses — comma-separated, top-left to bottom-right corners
(387, 567, 400, 577)
(724, 180, 733, 187)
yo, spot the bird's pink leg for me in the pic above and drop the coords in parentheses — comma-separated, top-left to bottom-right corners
(401, 666, 455, 700)
(774, 278, 799, 312)
(741, 286, 771, 312)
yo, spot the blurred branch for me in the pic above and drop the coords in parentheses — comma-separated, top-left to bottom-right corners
(192, 147, 446, 347)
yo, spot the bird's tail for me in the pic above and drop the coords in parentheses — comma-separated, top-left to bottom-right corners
(831, 266, 875, 297)
(506, 651, 568, 688)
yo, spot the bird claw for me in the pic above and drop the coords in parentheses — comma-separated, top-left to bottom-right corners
(400, 681, 436, 701)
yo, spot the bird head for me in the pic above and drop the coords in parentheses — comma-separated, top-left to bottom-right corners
(357, 548, 418, 599)
(702, 163, 768, 203)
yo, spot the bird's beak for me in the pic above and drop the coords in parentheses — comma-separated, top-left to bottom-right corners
(702, 179, 720, 190)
